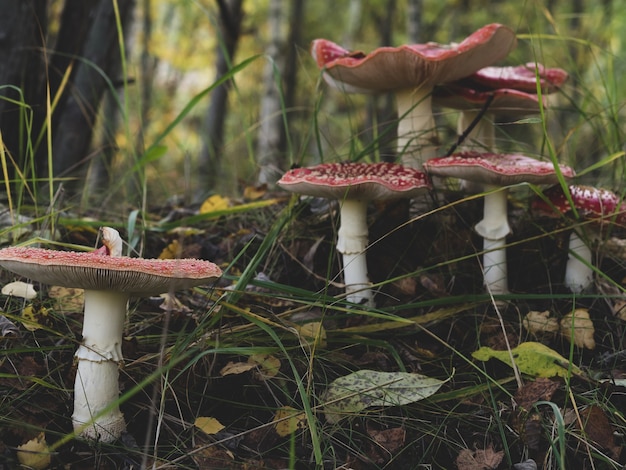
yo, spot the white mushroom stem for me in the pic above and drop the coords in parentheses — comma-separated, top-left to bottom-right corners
(396, 87, 438, 169)
(335, 199, 374, 306)
(564, 230, 593, 293)
(474, 186, 511, 295)
(72, 290, 129, 442)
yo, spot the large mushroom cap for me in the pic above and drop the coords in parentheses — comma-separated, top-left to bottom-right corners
(311, 23, 517, 92)
(532, 185, 626, 224)
(424, 151, 576, 186)
(0, 247, 222, 295)
(277, 162, 432, 200)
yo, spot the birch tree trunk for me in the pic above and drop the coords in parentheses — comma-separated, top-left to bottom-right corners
(256, 0, 287, 185)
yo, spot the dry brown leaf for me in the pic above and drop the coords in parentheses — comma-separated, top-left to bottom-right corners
(514, 377, 560, 411)
(194, 416, 225, 435)
(579, 405, 622, 459)
(295, 321, 327, 349)
(219, 360, 257, 376)
(560, 309, 595, 349)
(455, 445, 504, 470)
(523, 310, 560, 336)
(366, 426, 406, 454)
(243, 184, 267, 201)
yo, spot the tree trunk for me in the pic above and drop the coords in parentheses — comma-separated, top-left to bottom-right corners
(0, 1, 47, 180)
(406, 0, 422, 43)
(197, 0, 244, 193)
(256, 0, 287, 185)
(48, 0, 135, 184)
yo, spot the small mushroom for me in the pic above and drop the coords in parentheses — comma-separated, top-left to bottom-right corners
(434, 63, 569, 156)
(311, 24, 517, 169)
(278, 162, 431, 306)
(532, 184, 626, 293)
(0, 233, 222, 442)
(424, 152, 575, 296)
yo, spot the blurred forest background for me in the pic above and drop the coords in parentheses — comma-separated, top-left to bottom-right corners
(1, 0, 624, 212)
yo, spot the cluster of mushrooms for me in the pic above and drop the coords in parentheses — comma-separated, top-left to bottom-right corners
(1, 23, 625, 447)
(278, 23, 626, 305)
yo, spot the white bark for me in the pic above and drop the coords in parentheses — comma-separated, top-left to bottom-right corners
(395, 87, 438, 169)
(335, 199, 374, 306)
(564, 231, 593, 293)
(72, 290, 129, 442)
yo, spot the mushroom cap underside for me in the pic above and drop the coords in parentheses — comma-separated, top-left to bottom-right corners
(312, 23, 517, 92)
(0, 247, 222, 295)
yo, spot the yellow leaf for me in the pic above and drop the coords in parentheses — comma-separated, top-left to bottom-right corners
(523, 310, 560, 336)
(472, 342, 584, 378)
(16, 432, 51, 470)
(158, 239, 182, 259)
(249, 353, 281, 379)
(273, 406, 306, 437)
(295, 321, 327, 348)
(220, 361, 257, 376)
(243, 184, 267, 201)
(560, 309, 595, 350)
(21, 304, 49, 332)
(200, 194, 230, 214)
(194, 416, 225, 435)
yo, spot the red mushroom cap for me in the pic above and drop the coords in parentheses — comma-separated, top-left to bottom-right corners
(532, 185, 626, 224)
(0, 247, 222, 295)
(433, 63, 568, 112)
(310, 23, 517, 92)
(423, 151, 576, 186)
(277, 162, 432, 200)
(471, 63, 569, 93)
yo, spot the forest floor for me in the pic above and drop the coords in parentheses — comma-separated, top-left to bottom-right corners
(1, 187, 625, 469)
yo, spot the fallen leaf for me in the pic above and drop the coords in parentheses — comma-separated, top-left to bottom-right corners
(158, 239, 183, 259)
(472, 342, 584, 378)
(295, 321, 327, 349)
(323, 370, 445, 423)
(16, 432, 51, 470)
(21, 304, 49, 332)
(48, 286, 84, 313)
(455, 445, 504, 470)
(523, 310, 560, 336)
(513, 377, 560, 411)
(579, 405, 622, 459)
(366, 425, 406, 454)
(194, 416, 225, 435)
(2, 281, 37, 300)
(200, 194, 230, 214)
(273, 406, 306, 437)
(250, 353, 281, 380)
(219, 360, 257, 376)
(243, 184, 267, 201)
(560, 309, 595, 349)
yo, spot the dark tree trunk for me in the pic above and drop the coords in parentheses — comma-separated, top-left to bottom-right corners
(48, 0, 135, 183)
(197, 0, 244, 193)
(0, 1, 47, 178)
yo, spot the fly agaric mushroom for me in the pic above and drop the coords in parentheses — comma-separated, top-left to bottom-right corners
(0, 234, 222, 442)
(278, 162, 431, 306)
(532, 184, 626, 293)
(310, 24, 517, 169)
(434, 63, 568, 156)
(424, 152, 575, 296)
